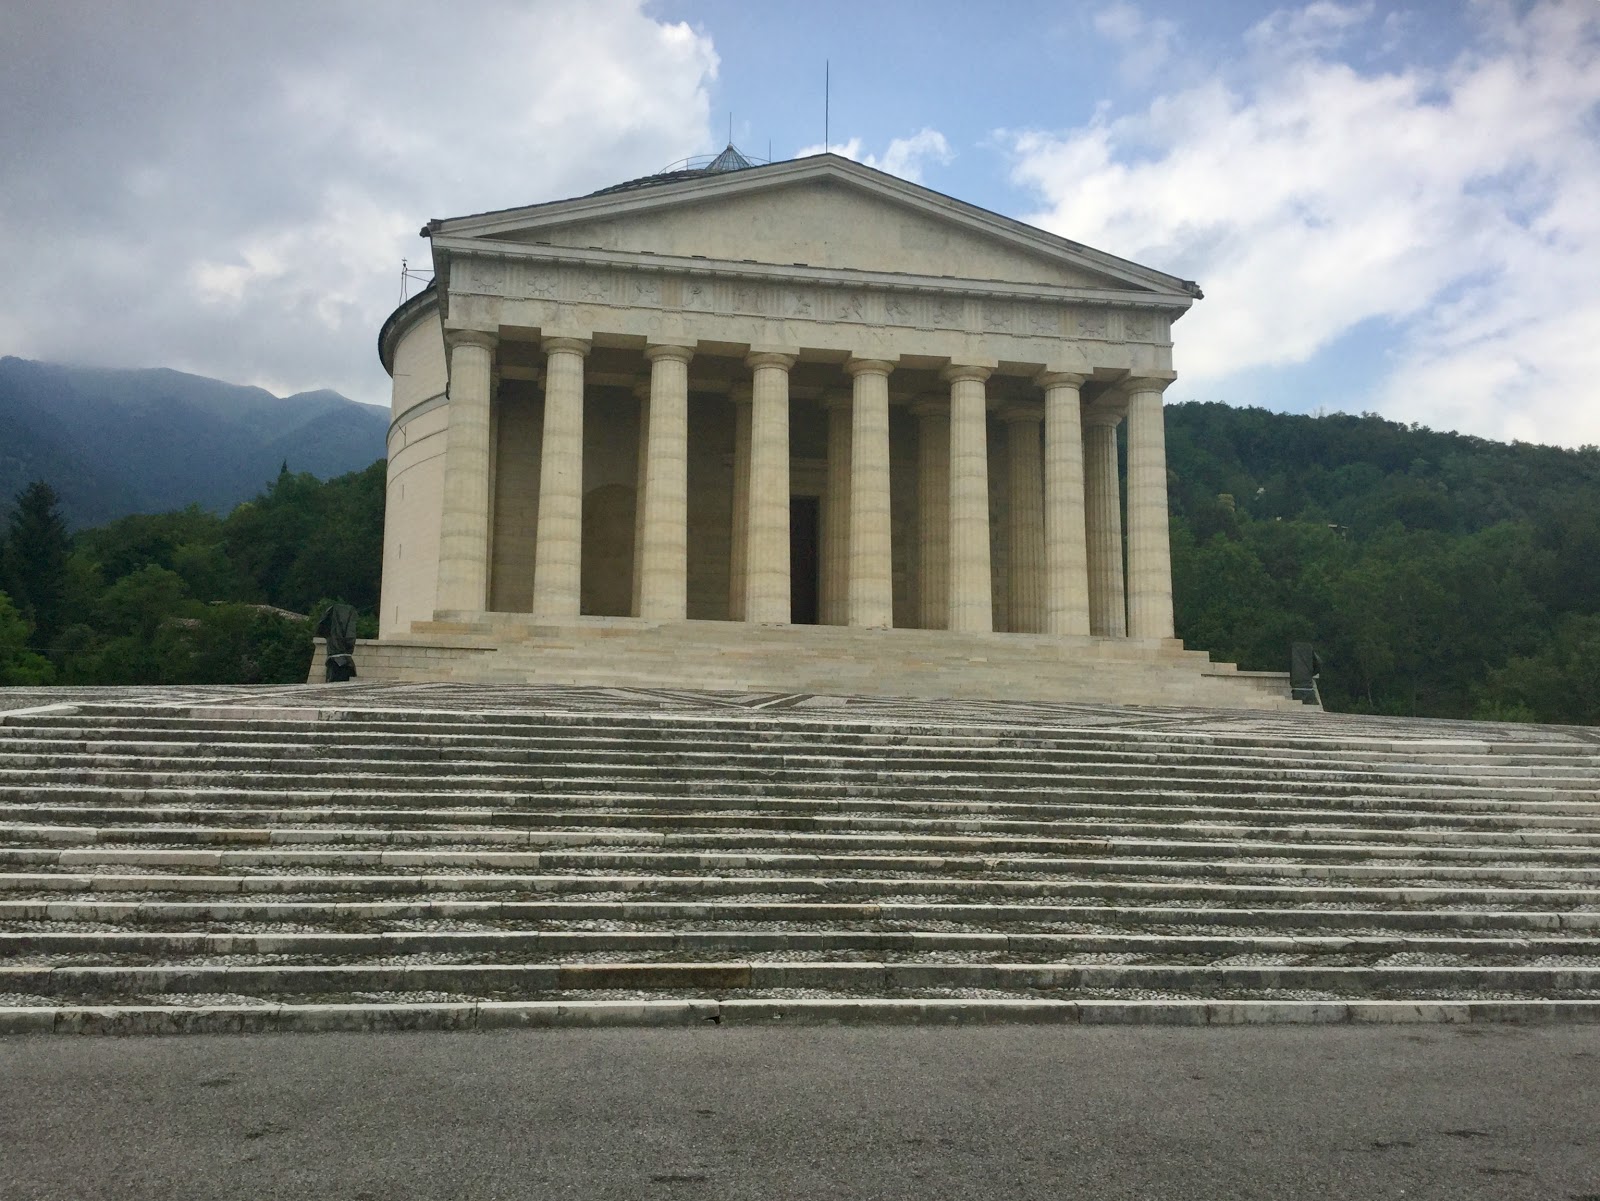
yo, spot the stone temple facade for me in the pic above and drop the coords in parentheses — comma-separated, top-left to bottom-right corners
(351, 150, 1294, 707)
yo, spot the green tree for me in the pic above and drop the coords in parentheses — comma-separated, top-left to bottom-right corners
(2, 481, 71, 653)
(0, 590, 54, 684)
(1474, 614, 1600, 726)
(223, 460, 384, 613)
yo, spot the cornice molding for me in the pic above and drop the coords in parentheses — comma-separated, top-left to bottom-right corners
(433, 235, 1193, 312)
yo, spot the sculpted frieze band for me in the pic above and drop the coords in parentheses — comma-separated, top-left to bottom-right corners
(449, 253, 1169, 345)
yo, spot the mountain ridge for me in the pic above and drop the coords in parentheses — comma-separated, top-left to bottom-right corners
(0, 357, 387, 527)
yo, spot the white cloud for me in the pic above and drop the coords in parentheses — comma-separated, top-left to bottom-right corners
(797, 128, 953, 183)
(1092, 1, 1180, 85)
(1007, 0, 1600, 447)
(0, 0, 719, 406)
(1244, 1, 1374, 57)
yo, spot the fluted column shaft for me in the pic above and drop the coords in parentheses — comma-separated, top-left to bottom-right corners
(1041, 373, 1090, 636)
(913, 400, 949, 630)
(727, 387, 752, 621)
(744, 351, 795, 623)
(1003, 407, 1045, 634)
(638, 345, 693, 621)
(1084, 410, 1126, 637)
(531, 337, 589, 622)
(846, 359, 894, 628)
(630, 385, 649, 617)
(1125, 379, 1176, 640)
(820, 394, 851, 626)
(944, 364, 993, 634)
(435, 331, 496, 611)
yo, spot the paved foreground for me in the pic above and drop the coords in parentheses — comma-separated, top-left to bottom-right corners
(3, 682, 1600, 1029)
(2, 1025, 1598, 1200)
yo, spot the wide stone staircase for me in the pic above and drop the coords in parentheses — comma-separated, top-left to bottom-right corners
(2, 682, 1599, 1033)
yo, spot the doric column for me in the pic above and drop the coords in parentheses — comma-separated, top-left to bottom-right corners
(1125, 376, 1176, 640)
(912, 398, 950, 631)
(1083, 408, 1126, 637)
(531, 336, 589, 622)
(435, 330, 497, 611)
(637, 344, 693, 621)
(744, 350, 795, 624)
(1040, 372, 1090, 637)
(845, 358, 894, 629)
(942, 363, 993, 634)
(1003, 404, 1045, 634)
(820, 392, 851, 626)
(727, 385, 751, 621)
(630, 382, 649, 618)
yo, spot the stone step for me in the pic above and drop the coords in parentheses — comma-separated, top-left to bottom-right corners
(7, 821, 1600, 859)
(12, 801, 1600, 836)
(3, 838, 1598, 874)
(6, 784, 1596, 820)
(10, 699, 1583, 744)
(6, 960, 1600, 1000)
(8, 746, 1595, 793)
(12, 713, 1595, 767)
(7, 898, 1593, 933)
(9, 928, 1600, 959)
(7, 870, 1598, 907)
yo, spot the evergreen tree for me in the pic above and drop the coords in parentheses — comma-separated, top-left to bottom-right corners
(2, 481, 71, 653)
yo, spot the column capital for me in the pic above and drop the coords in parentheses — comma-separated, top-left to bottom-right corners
(1000, 403, 1044, 424)
(941, 363, 993, 385)
(542, 336, 591, 357)
(910, 394, 948, 419)
(645, 343, 695, 365)
(819, 389, 853, 412)
(845, 357, 895, 379)
(746, 349, 798, 371)
(1120, 372, 1176, 395)
(1036, 370, 1088, 390)
(729, 383, 753, 405)
(445, 329, 497, 352)
(632, 380, 651, 402)
(1083, 406, 1124, 428)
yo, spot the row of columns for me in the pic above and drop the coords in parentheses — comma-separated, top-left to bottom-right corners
(434, 332, 1175, 640)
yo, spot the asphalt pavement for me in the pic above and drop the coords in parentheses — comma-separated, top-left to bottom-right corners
(2, 1023, 1597, 1200)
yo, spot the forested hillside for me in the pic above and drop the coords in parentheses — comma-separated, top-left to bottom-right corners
(0, 463, 383, 688)
(1, 402, 1597, 723)
(1165, 403, 1600, 722)
(0, 358, 387, 527)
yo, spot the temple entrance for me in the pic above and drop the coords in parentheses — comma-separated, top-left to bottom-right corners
(790, 496, 820, 625)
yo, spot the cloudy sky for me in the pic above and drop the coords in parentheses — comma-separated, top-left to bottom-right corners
(2, 0, 1597, 447)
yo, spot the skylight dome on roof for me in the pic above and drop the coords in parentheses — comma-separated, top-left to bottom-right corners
(704, 143, 754, 172)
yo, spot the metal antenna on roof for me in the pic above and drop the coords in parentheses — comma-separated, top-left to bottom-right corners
(728, 112, 733, 145)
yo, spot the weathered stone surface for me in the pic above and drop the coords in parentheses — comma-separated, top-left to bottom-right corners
(0, 684, 1596, 1033)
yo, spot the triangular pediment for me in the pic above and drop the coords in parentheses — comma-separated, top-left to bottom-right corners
(429, 156, 1198, 300)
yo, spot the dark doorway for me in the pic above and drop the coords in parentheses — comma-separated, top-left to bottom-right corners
(790, 496, 820, 625)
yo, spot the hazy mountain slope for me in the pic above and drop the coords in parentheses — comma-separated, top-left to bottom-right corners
(0, 358, 387, 526)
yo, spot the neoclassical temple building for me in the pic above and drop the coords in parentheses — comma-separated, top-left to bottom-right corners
(350, 150, 1293, 706)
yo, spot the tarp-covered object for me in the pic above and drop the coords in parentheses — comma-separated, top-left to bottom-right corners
(1290, 641, 1321, 706)
(315, 603, 358, 683)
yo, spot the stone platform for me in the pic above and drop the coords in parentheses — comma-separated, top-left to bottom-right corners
(1, 682, 1597, 1033)
(321, 614, 1301, 710)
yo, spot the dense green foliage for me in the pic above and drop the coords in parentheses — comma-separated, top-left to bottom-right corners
(0, 461, 384, 686)
(1165, 403, 1600, 722)
(3, 400, 1597, 724)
